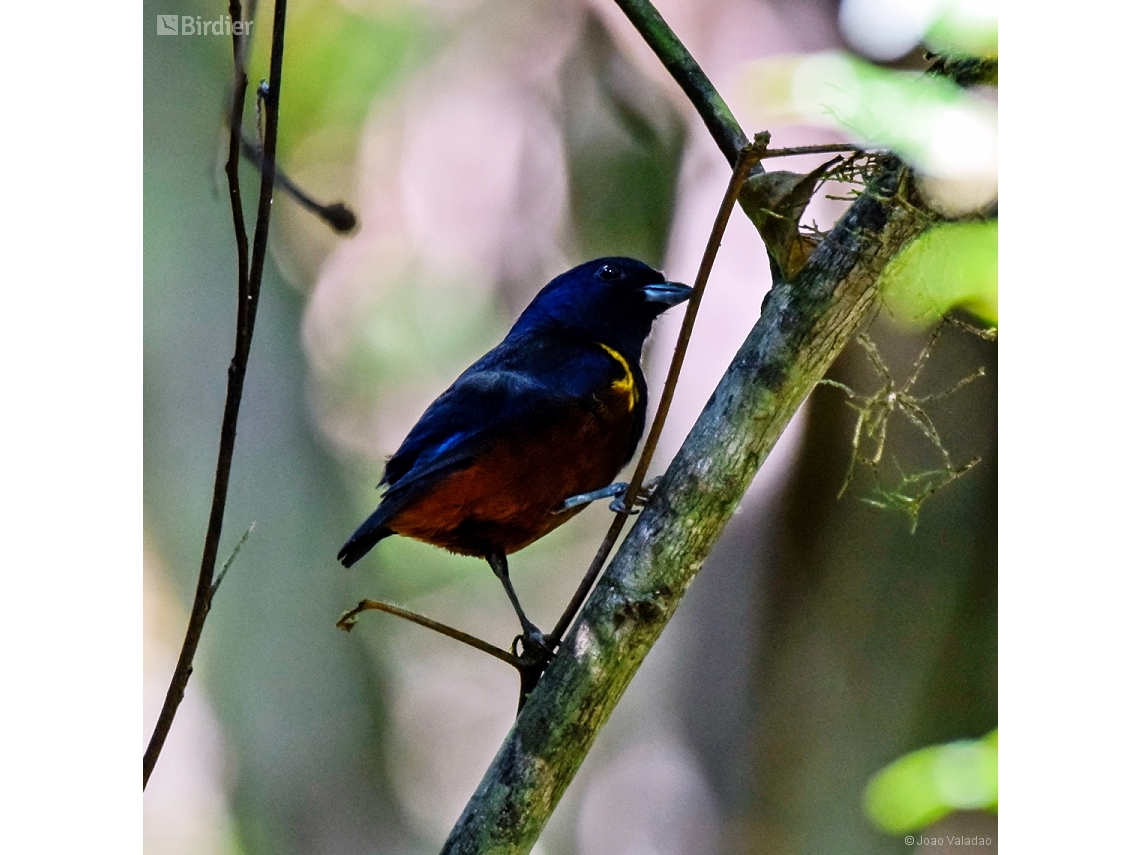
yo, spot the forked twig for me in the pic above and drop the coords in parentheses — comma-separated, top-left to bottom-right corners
(240, 134, 357, 233)
(143, 0, 289, 788)
(211, 521, 256, 597)
(761, 143, 875, 159)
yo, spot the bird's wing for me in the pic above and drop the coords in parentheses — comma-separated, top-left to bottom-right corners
(380, 366, 565, 495)
(381, 331, 636, 494)
(338, 366, 563, 566)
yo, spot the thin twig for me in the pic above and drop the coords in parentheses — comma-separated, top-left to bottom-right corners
(337, 600, 522, 668)
(760, 143, 874, 159)
(240, 134, 358, 233)
(143, 0, 289, 789)
(211, 521, 256, 598)
(547, 137, 767, 649)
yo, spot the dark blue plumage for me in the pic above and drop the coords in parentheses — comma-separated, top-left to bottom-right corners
(338, 257, 690, 643)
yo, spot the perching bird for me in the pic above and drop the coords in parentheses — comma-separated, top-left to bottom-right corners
(338, 257, 691, 646)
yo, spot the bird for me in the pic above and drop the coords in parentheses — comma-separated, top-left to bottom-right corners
(337, 257, 691, 648)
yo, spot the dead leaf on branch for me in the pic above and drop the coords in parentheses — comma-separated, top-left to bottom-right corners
(739, 159, 837, 280)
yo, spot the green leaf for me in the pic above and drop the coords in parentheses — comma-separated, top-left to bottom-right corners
(864, 730, 998, 834)
(880, 220, 997, 327)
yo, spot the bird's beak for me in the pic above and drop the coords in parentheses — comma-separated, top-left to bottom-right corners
(642, 281, 692, 306)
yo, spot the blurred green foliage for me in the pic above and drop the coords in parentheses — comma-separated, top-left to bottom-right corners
(864, 730, 998, 834)
(927, 2, 999, 58)
(829, 54, 988, 172)
(247, 0, 433, 158)
(882, 221, 998, 327)
(336, 271, 504, 411)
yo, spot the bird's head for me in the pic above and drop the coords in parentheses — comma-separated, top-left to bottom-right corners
(511, 257, 691, 356)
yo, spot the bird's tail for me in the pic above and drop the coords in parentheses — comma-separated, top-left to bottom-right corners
(337, 504, 395, 567)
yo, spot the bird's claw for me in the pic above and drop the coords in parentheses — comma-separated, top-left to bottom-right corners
(557, 476, 663, 516)
(608, 496, 638, 515)
(608, 475, 662, 515)
(513, 625, 555, 665)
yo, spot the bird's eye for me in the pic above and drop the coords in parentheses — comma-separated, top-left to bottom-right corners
(597, 264, 623, 282)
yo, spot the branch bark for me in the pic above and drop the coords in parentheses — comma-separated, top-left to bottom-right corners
(440, 157, 929, 854)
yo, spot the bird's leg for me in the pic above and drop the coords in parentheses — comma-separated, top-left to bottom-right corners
(486, 551, 551, 654)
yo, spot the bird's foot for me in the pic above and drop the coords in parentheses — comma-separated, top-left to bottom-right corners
(555, 476, 663, 515)
(608, 475, 662, 515)
(513, 622, 555, 666)
(512, 626, 556, 712)
(554, 482, 629, 514)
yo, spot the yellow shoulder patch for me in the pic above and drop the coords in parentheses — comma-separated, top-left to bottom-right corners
(597, 343, 637, 412)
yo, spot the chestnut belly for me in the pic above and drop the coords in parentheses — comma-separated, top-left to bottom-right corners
(386, 404, 633, 556)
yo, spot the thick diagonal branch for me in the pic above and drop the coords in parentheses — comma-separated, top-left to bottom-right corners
(440, 157, 929, 855)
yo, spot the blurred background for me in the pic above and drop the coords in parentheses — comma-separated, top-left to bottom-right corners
(143, 0, 997, 853)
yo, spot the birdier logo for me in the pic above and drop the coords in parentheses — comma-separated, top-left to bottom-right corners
(156, 14, 251, 36)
